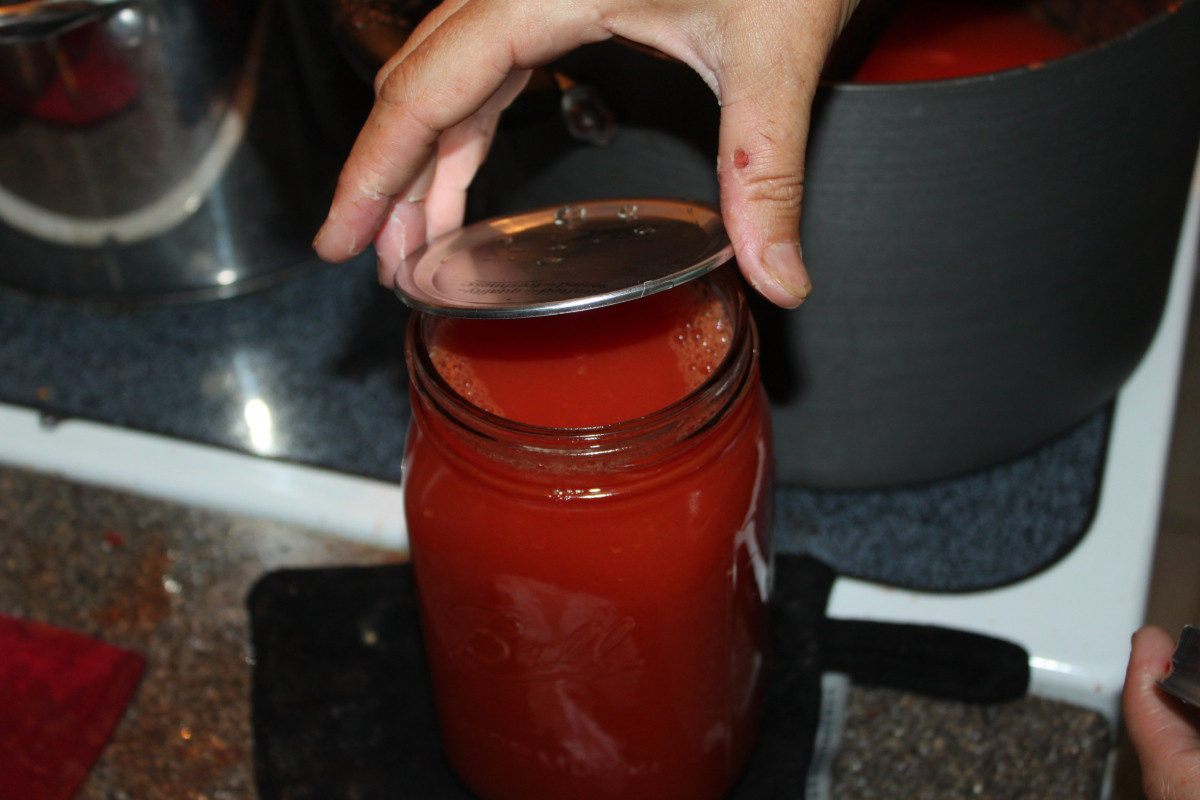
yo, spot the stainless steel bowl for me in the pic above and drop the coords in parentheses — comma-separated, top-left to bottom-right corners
(0, 0, 362, 301)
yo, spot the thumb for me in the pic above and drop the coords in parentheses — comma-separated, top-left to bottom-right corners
(1122, 625, 1200, 800)
(712, 4, 849, 308)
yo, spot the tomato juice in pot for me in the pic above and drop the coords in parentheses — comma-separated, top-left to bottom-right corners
(851, 0, 1082, 82)
(402, 268, 774, 800)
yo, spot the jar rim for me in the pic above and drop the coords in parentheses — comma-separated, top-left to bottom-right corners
(404, 268, 757, 463)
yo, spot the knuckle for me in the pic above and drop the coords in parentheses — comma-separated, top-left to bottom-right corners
(721, 161, 805, 211)
(374, 62, 414, 106)
(373, 62, 393, 97)
(753, 172, 805, 208)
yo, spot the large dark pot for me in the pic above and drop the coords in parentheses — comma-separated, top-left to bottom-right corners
(328, 0, 1200, 487)
(465, 0, 1200, 487)
(778, 0, 1200, 487)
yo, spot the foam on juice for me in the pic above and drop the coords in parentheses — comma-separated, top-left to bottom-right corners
(428, 349, 500, 417)
(671, 286, 732, 392)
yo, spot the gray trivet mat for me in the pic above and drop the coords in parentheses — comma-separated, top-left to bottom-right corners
(2, 251, 1108, 593)
(775, 408, 1109, 592)
(0, 256, 412, 482)
(830, 685, 1110, 800)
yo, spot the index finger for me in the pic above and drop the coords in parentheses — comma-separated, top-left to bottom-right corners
(312, 0, 613, 263)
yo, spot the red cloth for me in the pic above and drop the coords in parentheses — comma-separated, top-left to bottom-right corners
(0, 615, 144, 800)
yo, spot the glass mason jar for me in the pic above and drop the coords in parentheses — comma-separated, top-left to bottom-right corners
(402, 268, 774, 800)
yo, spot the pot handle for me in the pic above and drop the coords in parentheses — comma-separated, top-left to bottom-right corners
(332, 0, 618, 146)
(0, 0, 140, 44)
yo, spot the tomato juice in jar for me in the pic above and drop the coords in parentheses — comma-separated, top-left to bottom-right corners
(402, 267, 774, 800)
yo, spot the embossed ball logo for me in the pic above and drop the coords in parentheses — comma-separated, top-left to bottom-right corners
(460, 612, 645, 682)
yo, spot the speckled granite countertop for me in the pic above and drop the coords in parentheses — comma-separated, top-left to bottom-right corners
(0, 465, 394, 799)
(0, 465, 1110, 799)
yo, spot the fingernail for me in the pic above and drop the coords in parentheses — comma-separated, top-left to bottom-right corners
(311, 223, 327, 251)
(763, 242, 812, 301)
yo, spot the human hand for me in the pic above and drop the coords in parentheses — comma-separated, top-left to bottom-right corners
(311, 0, 861, 308)
(1122, 625, 1200, 800)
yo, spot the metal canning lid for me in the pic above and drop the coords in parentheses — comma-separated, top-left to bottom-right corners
(392, 198, 733, 318)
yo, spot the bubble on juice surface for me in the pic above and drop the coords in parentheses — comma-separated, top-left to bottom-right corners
(669, 284, 732, 392)
(554, 205, 586, 226)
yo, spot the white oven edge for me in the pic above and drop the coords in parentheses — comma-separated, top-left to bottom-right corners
(829, 148, 1200, 730)
(0, 405, 409, 552)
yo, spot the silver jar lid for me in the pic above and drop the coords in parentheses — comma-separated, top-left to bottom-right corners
(392, 198, 733, 318)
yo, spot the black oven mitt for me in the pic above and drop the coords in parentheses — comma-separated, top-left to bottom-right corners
(248, 555, 1029, 799)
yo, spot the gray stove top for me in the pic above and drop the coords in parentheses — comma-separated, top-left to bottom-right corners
(0, 256, 1108, 592)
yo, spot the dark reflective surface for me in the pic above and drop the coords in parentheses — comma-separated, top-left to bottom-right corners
(0, 254, 412, 480)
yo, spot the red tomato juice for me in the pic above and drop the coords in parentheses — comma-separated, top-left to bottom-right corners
(402, 277, 773, 800)
(424, 284, 735, 427)
(854, 0, 1082, 83)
